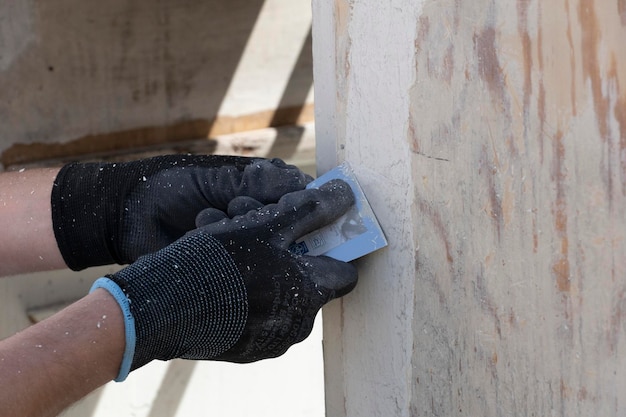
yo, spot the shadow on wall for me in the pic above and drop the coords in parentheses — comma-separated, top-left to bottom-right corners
(0, 0, 313, 169)
(70, 360, 198, 417)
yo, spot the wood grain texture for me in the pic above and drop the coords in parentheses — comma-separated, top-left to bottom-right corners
(0, 0, 314, 167)
(314, 0, 626, 415)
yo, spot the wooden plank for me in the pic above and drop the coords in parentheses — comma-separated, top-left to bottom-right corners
(0, 0, 314, 169)
(3, 123, 317, 174)
(314, 0, 626, 415)
(0, 107, 314, 168)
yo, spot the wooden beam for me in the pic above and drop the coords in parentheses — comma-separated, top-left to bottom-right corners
(314, 0, 626, 415)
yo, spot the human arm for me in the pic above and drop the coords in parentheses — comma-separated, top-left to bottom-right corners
(0, 180, 357, 416)
(0, 167, 66, 276)
(0, 289, 124, 417)
(100, 179, 358, 378)
(0, 155, 311, 277)
(51, 155, 312, 270)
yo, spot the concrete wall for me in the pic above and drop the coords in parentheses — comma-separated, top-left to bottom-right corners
(0, 0, 314, 168)
(314, 0, 626, 415)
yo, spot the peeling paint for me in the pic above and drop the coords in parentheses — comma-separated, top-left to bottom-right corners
(565, 0, 578, 116)
(474, 270, 502, 338)
(536, 12, 546, 165)
(551, 130, 571, 293)
(607, 288, 626, 355)
(608, 55, 626, 196)
(579, 0, 610, 142)
(474, 27, 507, 110)
(517, 0, 533, 130)
(480, 145, 504, 240)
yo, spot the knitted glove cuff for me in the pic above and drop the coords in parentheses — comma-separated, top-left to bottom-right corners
(90, 277, 137, 382)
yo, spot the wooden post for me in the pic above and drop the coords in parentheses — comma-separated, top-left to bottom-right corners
(313, 0, 626, 415)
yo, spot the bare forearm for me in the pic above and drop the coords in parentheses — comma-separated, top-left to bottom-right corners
(0, 289, 124, 417)
(0, 168, 66, 276)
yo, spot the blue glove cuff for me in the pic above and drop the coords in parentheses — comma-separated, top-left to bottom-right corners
(90, 277, 136, 382)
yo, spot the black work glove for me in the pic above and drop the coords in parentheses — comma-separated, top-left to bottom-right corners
(91, 179, 357, 381)
(51, 155, 312, 270)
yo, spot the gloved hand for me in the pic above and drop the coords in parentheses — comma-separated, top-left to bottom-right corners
(91, 179, 358, 381)
(51, 155, 312, 270)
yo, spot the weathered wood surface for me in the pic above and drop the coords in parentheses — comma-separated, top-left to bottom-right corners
(314, 0, 626, 415)
(0, 0, 313, 168)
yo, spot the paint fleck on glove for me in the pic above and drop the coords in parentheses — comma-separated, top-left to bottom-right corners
(92, 179, 358, 381)
(52, 155, 312, 270)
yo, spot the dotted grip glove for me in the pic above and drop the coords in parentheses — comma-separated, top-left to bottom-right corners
(91, 179, 358, 381)
(51, 155, 312, 270)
